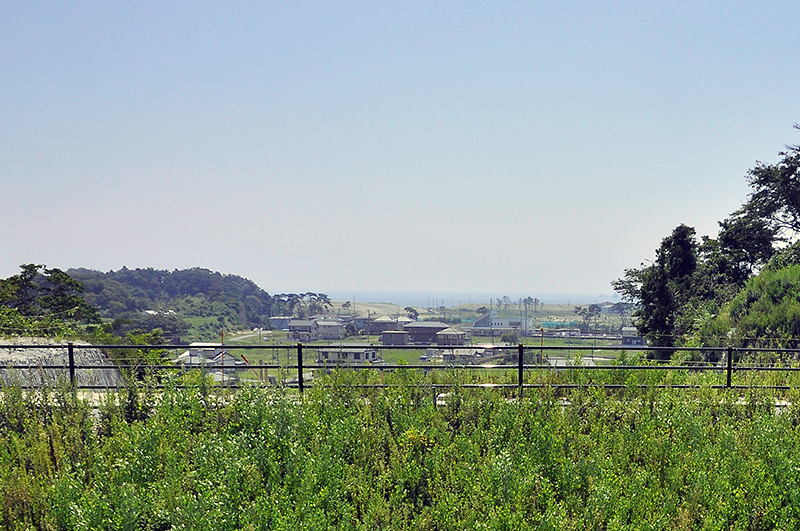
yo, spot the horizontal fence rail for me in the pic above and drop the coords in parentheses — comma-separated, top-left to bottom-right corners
(3, 342, 800, 392)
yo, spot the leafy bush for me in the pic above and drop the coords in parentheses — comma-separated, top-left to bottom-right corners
(500, 332, 519, 344)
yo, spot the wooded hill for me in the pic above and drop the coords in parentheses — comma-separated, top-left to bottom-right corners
(1, 265, 333, 342)
(68, 267, 275, 341)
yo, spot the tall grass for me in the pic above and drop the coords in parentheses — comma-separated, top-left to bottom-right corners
(2, 369, 800, 529)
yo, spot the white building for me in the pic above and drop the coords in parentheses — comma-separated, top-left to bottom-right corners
(468, 311, 534, 337)
(317, 347, 381, 364)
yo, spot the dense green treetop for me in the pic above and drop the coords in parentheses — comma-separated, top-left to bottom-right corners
(1, 264, 100, 324)
(739, 126, 800, 237)
(70, 267, 271, 307)
(613, 127, 800, 354)
(0, 264, 101, 338)
(67, 267, 334, 340)
(1, 265, 329, 343)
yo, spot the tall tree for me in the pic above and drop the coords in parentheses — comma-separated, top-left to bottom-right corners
(613, 128, 800, 355)
(613, 225, 698, 354)
(0, 264, 100, 324)
(522, 297, 535, 315)
(609, 302, 633, 327)
(316, 293, 332, 314)
(738, 125, 800, 238)
(573, 304, 601, 333)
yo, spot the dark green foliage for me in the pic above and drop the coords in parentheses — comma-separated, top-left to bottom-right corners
(618, 220, 786, 355)
(344, 322, 359, 337)
(614, 130, 800, 353)
(694, 244, 800, 354)
(70, 268, 335, 340)
(105, 328, 172, 381)
(0, 264, 100, 338)
(716, 209, 778, 282)
(740, 127, 800, 237)
(613, 225, 698, 354)
(128, 311, 191, 341)
(0, 264, 100, 325)
(500, 332, 519, 343)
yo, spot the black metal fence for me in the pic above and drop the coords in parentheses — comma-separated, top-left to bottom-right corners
(4, 341, 800, 394)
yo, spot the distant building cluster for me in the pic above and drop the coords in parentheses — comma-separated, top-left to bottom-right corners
(268, 308, 644, 351)
(273, 314, 467, 346)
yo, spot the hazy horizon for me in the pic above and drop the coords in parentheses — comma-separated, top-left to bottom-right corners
(326, 291, 618, 308)
(3, 2, 799, 296)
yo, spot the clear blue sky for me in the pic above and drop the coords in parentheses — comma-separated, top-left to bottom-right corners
(2, 1, 799, 300)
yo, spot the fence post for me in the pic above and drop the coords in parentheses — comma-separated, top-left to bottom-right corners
(518, 343, 524, 398)
(67, 342, 75, 387)
(540, 328, 544, 364)
(297, 343, 304, 394)
(726, 345, 733, 389)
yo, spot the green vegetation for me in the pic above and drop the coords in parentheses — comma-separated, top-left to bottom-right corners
(9, 130, 800, 528)
(0, 264, 101, 338)
(69, 267, 277, 341)
(382, 349, 423, 364)
(500, 332, 519, 344)
(615, 127, 800, 357)
(0, 266, 340, 342)
(0, 306, 80, 339)
(4, 369, 800, 529)
(701, 264, 800, 352)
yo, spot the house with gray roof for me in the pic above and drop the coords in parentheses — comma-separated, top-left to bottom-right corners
(317, 320, 343, 340)
(436, 327, 466, 345)
(287, 319, 318, 342)
(404, 321, 449, 344)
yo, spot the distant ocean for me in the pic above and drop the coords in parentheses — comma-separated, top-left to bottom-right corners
(326, 292, 620, 308)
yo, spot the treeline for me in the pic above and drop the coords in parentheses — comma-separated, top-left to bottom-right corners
(1, 265, 335, 342)
(70, 268, 338, 339)
(70, 267, 272, 321)
(614, 125, 800, 359)
(68, 267, 275, 340)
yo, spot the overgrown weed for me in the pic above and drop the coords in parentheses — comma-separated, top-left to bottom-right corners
(1, 371, 800, 528)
